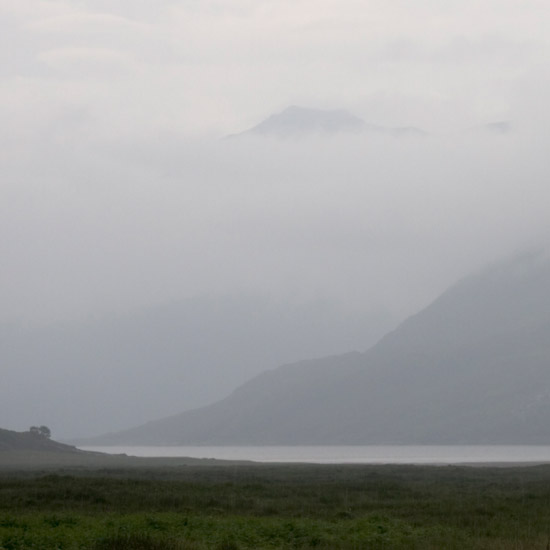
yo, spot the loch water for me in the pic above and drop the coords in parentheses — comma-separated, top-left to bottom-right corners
(79, 445, 550, 464)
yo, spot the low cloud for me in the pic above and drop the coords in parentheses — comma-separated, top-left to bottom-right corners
(1, 0, 550, 323)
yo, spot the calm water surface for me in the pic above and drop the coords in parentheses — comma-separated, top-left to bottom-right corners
(79, 446, 550, 464)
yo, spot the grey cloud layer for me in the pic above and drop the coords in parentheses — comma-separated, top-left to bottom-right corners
(3, 0, 549, 134)
(1, 0, 550, 324)
(2, 131, 549, 323)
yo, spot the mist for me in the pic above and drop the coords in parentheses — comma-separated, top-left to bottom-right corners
(2, 1, 550, 439)
(3, 130, 549, 326)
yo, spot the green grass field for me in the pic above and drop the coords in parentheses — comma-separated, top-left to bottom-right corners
(2, 462, 550, 549)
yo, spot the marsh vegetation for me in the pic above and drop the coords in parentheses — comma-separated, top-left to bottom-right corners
(2, 463, 550, 549)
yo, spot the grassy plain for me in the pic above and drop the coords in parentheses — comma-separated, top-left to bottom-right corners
(2, 457, 550, 549)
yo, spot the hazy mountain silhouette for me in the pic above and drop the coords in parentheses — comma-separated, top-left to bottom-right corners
(84, 251, 550, 445)
(466, 121, 514, 136)
(1, 295, 393, 439)
(484, 121, 513, 135)
(228, 106, 427, 139)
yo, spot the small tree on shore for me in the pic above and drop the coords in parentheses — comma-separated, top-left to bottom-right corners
(29, 425, 51, 438)
(39, 426, 51, 439)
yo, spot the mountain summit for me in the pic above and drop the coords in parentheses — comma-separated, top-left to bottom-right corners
(229, 106, 426, 139)
(246, 106, 367, 136)
(84, 252, 550, 446)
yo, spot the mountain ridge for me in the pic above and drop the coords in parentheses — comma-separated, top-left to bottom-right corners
(1, 295, 393, 439)
(81, 251, 550, 446)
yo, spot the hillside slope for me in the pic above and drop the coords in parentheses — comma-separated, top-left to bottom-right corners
(0, 428, 80, 453)
(1, 295, 392, 439)
(87, 252, 550, 445)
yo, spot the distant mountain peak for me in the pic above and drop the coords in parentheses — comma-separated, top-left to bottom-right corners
(243, 106, 366, 137)
(228, 106, 427, 139)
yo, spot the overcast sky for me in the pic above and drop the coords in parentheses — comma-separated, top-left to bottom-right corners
(2, 0, 550, 324)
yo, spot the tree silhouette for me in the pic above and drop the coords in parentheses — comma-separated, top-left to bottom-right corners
(29, 425, 51, 438)
(39, 426, 51, 439)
